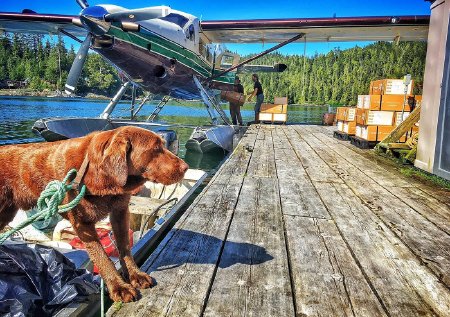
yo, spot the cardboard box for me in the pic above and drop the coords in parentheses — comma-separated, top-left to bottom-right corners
(337, 120, 344, 132)
(260, 103, 287, 114)
(274, 97, 288, 105)
(366, 111, 395, 126)
(336, 107, 347, 121)
(355, 125, 362, 137)
(259, 112, 273, 122)
(363, 95, 381, 110)
(394, 111, 411, 126)
(343, 121, 356, 135)
(359, 125, 407, 142)
(356, 108, 369, 125)
(345, 108, 357, 122)
(273, 113, 287, 123)
(383, 79, 414, 95)
(357, 95, 365, 108)
(370, 80, 384, 95)
(380, 94, 411, 111)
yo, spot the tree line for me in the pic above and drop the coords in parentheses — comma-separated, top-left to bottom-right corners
(0, 34, 120, 95)
(238, 41, 426, 105)
(0, 34, 426, 104)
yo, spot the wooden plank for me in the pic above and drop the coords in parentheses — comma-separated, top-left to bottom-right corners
(387, 143, 411, 149)
(284, 216, 387, 316)
(300, 128, 450, 286)
(379, 103, 421, 145)
(274, 126, 329, 219)
(203, 177, 295, 317)
(281, 126, 343, 184)
(296, 127, 412, 188)
(315, 181, 450, 316)
(388, 186, 450, 234)
(314, 129, 450, 206)
(107, 126, 260, 317)
(247, 126, 277, 178)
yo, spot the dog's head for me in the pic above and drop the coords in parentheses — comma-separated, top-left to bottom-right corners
(87, 126, 188, 193)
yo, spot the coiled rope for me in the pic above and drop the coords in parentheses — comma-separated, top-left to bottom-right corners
(0, 169, 86, 244)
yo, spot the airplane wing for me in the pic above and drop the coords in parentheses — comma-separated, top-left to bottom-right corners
(200, 15, 430, 43)
(0, 12, 86, 36)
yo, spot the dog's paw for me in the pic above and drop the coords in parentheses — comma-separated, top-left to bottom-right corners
(129, 270, 153, 289)
(110, 282, 138, 303)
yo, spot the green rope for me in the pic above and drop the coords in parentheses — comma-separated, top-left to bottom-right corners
(0, 169, 86, 244)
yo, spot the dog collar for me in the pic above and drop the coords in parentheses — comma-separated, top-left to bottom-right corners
(72, 154, 90, 193)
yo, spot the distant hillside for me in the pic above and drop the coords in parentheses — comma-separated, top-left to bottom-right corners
(238, 41, 427, 105)
(0, 34, 426, 104)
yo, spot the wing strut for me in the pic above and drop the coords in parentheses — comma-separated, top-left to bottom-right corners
(207, 33, 304, 81)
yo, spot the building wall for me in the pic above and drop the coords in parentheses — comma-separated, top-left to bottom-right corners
(415, 0, 449, 173)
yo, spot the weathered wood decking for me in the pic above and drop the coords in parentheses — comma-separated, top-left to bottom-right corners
(108, 125, 450, 317)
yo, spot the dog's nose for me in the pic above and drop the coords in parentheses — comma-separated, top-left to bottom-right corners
(180, 161, 189, 173)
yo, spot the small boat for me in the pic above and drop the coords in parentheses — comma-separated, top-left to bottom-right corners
(185, 125, 236, 153)
(2, 168, 207, 315)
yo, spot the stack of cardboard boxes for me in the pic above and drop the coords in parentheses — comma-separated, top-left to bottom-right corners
(336, 79, 420, 143)
(259, 97, 288, 123)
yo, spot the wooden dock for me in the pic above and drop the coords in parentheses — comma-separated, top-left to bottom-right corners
(108, 124, 450, 317)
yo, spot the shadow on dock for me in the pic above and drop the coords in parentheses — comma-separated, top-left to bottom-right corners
(152, 229, 273, 271)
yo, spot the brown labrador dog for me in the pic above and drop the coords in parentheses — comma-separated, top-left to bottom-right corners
(0, 126, 188, 302)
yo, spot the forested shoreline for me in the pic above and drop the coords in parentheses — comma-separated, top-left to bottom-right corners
(0, 34, 426, 104)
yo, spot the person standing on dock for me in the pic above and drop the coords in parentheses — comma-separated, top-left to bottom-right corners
(247, 73, 264, 123)
(230, 77, 244, 126)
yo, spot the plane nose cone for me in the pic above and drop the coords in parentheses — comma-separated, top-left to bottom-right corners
(80, 5, 111, 36)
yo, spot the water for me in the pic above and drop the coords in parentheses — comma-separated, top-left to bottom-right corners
(0, 96, 328, 172)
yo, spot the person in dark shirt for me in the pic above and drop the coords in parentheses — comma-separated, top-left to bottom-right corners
(247, 73, 264, 123)
(229, 77, 244, 125)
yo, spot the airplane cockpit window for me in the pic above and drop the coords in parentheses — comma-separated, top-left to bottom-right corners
(159, 13, 189, 28)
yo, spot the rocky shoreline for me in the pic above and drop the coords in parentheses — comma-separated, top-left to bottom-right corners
(0, 89, 110, 100)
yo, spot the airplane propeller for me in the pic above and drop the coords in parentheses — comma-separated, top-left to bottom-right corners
(64, 34, 92, 95)
(76, 0, 89, 10)
(64, 1, 171, 95)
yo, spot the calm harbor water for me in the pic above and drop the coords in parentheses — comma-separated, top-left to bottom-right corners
(0, 96, 327, 171)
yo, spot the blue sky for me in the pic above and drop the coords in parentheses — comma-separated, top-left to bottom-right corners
(1, 0, 431, 56)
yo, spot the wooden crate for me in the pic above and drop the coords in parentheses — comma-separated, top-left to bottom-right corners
(337, 120, 344, 132)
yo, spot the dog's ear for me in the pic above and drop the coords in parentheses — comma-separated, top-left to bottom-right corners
(101, 133, 130, 188)
(88, 131, 130, 190)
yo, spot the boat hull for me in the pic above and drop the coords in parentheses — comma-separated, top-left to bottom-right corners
(32, 117, 179, 153)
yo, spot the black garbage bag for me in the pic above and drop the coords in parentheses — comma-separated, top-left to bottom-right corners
(0, 243, 99, 316)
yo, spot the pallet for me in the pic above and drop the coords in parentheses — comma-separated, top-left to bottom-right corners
(350, 136, 378, 149)
(333, 130, 351, 141)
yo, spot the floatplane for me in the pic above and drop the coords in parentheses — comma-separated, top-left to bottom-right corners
(0, 1, 429, 153)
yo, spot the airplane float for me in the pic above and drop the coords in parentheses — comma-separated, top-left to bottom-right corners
(0, 1, 429, 153)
